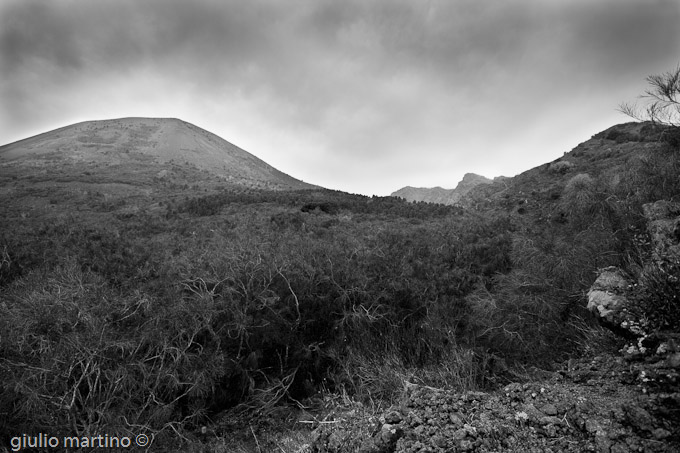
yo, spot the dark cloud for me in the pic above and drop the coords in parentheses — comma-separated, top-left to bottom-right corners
(1, 0, 679, 194)
(1, 1, 82, 70)
(566, 1, 680, 73)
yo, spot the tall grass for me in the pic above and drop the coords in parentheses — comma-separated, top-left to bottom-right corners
(0, 259, 226, 446)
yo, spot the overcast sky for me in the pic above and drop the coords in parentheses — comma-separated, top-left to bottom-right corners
(1, 0, 679, 195)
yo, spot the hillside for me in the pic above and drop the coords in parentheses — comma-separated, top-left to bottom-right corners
(0, 117, 314, 192)
(462, 122, 670, 213)
(1, 120, 679, 452)
(392, 122, 671, 210)
(391, 173, 492, 205)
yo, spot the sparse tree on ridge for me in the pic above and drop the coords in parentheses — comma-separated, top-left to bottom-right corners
(620, 65, 680, 128)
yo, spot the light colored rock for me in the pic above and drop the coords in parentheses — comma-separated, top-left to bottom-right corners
(586, 267, 633, 331)
(589, 267, 629, 293)
(586, 290, 627, 319)
(584, 419, 602, 434)
(449, 413, 463, 427)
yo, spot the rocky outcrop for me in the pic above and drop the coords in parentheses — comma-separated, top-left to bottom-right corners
(586, 266, 635, 336)
(391, 173, 492, 205)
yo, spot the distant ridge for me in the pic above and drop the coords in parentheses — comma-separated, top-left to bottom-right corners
(0, 117, 316, 191)
(392, 173, 492, 205)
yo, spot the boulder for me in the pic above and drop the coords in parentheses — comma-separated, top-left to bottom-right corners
(587, 267, 635, 335)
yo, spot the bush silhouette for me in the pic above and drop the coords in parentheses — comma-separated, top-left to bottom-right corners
(620, 64, 680, 149)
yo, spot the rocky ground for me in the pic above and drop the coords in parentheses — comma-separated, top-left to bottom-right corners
(309, 351, 680, 453)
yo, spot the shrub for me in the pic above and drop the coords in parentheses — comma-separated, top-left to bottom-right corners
(605, 129, 640, 143)
(620, 64, 680, 149)
(0, 260, 226, 445)
(661, 126, 680, 150)
(624, 146, 680, 203)
(301, 202, 339, 215)
(548, 160, 574, 175)
(629, 254, 680, 331)
(561, 173, 596, 221)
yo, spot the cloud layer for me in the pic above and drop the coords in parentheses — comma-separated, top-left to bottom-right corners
(2, 0, 679, 194)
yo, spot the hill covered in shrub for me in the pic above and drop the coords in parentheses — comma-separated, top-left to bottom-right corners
(1, 119, 679, 451)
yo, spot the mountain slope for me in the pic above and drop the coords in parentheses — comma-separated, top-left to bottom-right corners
(461, 121, 673, 215)
(391, 172, 492, 205)
(0, 117, 314, 191)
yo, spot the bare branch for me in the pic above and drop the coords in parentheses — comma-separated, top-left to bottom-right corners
(621, 65, 680, 127)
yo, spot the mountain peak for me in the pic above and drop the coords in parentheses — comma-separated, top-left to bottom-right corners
(392, 173, 492, 205)
(0, 117, 315, 191)
(456, 173, 492, 190)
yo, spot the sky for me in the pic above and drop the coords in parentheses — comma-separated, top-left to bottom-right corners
(1, 0, 679, 196)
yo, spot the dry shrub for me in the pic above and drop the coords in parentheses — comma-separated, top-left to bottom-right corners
(336, 341, 481, 407)
(467, 280, 565, 365)
(548, 160, 574, 175)
(562, 173, 596, 216)
(0, 259, 227, 445)
(630, 254, 680, 331)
